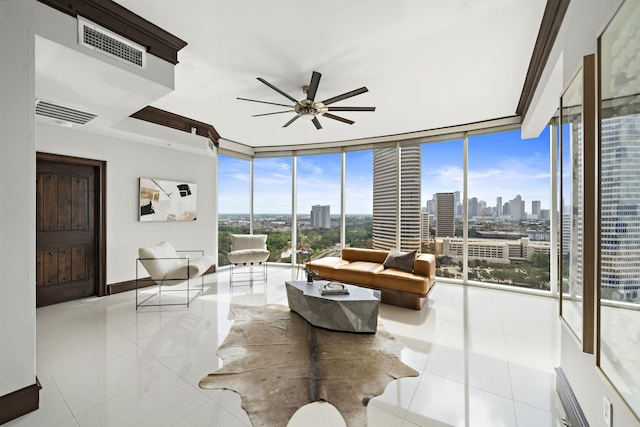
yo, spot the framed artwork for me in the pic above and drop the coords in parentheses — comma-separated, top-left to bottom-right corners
(139, 178, 197, 221)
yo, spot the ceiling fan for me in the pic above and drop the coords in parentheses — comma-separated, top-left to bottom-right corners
(237, 71, 375, 129)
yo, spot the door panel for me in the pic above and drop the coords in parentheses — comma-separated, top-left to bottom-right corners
(36, 161, 97, 307)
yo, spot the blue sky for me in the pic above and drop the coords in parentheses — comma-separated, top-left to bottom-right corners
(218, 128, 551, 214)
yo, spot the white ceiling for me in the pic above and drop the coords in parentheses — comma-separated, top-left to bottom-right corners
(40, 0, 550, 149)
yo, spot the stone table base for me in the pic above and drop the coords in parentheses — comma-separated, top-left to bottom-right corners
(285, 280, 379, 333)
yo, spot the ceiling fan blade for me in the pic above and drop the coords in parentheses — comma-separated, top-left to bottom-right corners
(321, 87, 368, 106)
(323, 113, 355, 125)
(283, 115, 301, 128)
(252, 110, 295, 117)
(306, 71, 322, 102)
(237, 97, 293, 108)
(327, 106, 376, 112)
(257, 78, 299, 103)
(311, 116, 322, 130)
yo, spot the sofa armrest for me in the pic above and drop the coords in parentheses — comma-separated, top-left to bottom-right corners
(414, 253, 436, 282)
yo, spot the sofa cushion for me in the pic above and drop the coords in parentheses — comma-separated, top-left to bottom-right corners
(227, 249, 270, 264)
(383, 248, 417, 273)
(163, 256, 214, 285)
(335, 261, 384, 286)
(374, 268, 430, 295)
(341, 248, 389, 264)
(231, 234, 267, 250)
(308, 257, 351, 280)
(138, 241, 183, 280)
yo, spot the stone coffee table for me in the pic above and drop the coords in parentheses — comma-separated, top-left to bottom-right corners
(285, 280, 379, 333)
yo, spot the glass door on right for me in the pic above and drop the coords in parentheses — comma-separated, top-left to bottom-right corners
(598, 0, 640, 418)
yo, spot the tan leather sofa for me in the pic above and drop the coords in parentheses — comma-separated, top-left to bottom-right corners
(306, 248, 436, 310)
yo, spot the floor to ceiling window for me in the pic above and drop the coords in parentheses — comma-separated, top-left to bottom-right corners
(467, 128, 551, 290)
(218, 120, 556, 294)
(217, 154, 251, 266)
(296, 153, 341, 260)
(253, 157, 292, 263)
(345, 150, 373, 249)
(420, 139, 463, 280)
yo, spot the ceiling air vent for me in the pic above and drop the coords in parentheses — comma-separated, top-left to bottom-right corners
(35, 100, 97, 125)
(78, 17, 146, 68)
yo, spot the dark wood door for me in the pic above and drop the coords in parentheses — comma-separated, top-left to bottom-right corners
(36, 160, 97, 307)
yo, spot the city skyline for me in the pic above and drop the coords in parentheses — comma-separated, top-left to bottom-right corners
(218, 128, 551, 215)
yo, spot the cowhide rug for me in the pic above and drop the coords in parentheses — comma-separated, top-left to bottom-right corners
(199, 304, 418, 427)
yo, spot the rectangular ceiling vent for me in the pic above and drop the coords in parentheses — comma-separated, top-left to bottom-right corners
(78, 16, 146, 68)
(35, 99, 97, 125)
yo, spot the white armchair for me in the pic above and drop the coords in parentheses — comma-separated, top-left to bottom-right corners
(227, 234, 270, 286)
(136, 241, 214, 308)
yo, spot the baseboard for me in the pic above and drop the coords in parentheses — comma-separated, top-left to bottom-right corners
(108, 277, 153, 294)
(108, 265, 216, 295)
(0, 378, 41, 425)
(555, 367, 589, 427)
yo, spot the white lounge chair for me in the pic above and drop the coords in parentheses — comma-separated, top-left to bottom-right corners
(137, 241, 214, 308)
(227, 234, 270, 286)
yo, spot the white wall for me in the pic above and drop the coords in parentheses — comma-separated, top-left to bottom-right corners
(0, 0, 37, 397)
(36, 123, 218, 285)
(561, 326, 639, 427)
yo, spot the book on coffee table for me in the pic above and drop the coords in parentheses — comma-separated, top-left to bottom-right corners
(321, 282, 350, 295)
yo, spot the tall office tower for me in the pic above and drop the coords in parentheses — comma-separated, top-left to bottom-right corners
(510, 194, 525, 220)
(532, 200, 541, 217)
(310, 204, 330, 229)
(426, 199, 436, 214)
(496, 197, 502, 217)
(600, 115, 640, 301)
(468, 197, 478, 218)
(435, 192, 455, 237)
(454, 191, 462, 217)
(372, 146, 421, 251)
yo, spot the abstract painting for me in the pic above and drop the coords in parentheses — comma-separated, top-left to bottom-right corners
(139, 178, 197, 221)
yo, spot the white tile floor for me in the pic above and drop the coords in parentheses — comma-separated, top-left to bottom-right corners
(8, 266, 567, 427)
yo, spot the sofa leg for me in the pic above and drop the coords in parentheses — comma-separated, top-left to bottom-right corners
(380, 289, 427, 310)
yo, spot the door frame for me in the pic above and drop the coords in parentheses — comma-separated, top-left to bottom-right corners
(37, 152, 107, 297)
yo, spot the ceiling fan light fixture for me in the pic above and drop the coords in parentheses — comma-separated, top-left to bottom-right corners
(238, 71, 375, 129)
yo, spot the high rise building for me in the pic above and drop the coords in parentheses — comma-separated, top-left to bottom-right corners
(372, 146, 421, 251)
(454, 190, 462, 217)
(496, 197, 502, 217)
(421, 212, 431, 243)
(426, 199, 436, 214)
(532, 200, 541, 217)
(468, 197, 478, 218)
(435, 192, 455, 237)
(600, 115, 640, 301)
(310, 204, 330, 229)
(510, 194, 525, 220)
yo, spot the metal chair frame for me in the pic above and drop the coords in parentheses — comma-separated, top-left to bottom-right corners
(135, 250, 205, 308)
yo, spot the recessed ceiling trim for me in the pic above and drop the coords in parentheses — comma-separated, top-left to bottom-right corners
(517, 0, 571, 118)
(249, 115, 522, 155)
(130, 106, 220, 147)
